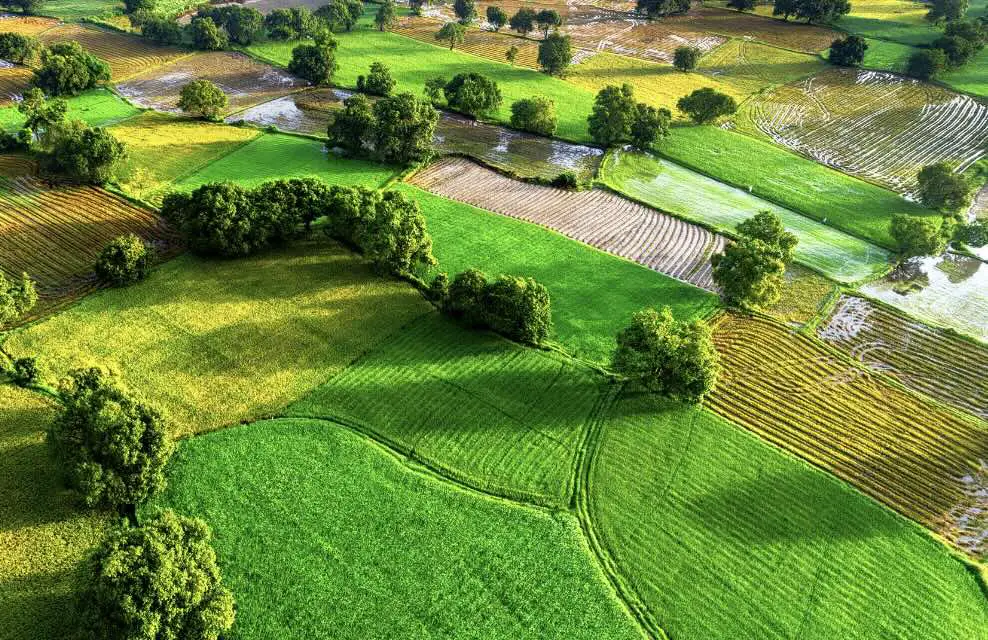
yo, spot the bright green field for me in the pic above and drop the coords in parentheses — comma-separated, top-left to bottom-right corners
(600, 150, 890, 282)
(942, 47, 988, 98)
(287, 313, 607, 506)
(838, 0, 988, 46)
(3, 241, 431, 438)
(590, 394, 988, 640)
(657, 125, 937, 250)
(149, 418, 644, 640)
(38, 0, 120, 20)
(398, 184, 719, 363)
(0, 89, 139, 131)
(245, 12, 597, 142)
(174, 133, 398, 192)
(0, 385, 108, 640)
(858, 38, 916, 73)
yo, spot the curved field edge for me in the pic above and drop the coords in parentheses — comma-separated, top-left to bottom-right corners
(147, 417, 647, 640)
(587, 395, 988, 640)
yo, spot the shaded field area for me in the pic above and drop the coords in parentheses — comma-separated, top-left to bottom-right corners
(400, 184, 718, 363)
(0, 385, 108, 640)
(411, 157, 725, 290)
(589, 395, 988, 640)
(0, 89, 139, 131)
(697, 38, 826, 94)
(818, 295, 988, 421)
(38, 23, 187, 81)
(288, 313, 605, 506)
(657, 125, 936, 249)
(707, 314, 988, 549)
(150, 418, 644, 640)
(738, 68, 988, 197)
(600, 149, 890, 282)
(3, 240, 432, 437)
(117, 51, 303, 115)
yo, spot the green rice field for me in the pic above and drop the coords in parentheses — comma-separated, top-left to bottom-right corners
(0, 89, 140, 131)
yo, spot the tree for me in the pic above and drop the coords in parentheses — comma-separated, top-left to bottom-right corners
(17, 87, 66, 147)
(372, 92, 439, 164)
(0, 32, 40, 64)
(795, 0, 851, 23)
(189, 16, 228, 50)
(712, 237, 786, 310)
(487, 5, 508, 31)
(265, 7, 314, 39)
(916, 162, 972, 210)
(736, 210, 798, 264)
(0, 270, 36, 327)
(178, 79, 228, 120)
(443, 72, 502, 117)
(944, 19, 987, 48)
(672, 46, 700, 71)
(160, 183, 261, 257)
(47, 368, 172, 516)
(436, 21, 467, 49)
(362, 190, 436, 275)
(443, 270, 553, 343)
(927, 0, 968, 22)
(48, 124, 125, 185)
(536, 9, 562, 38)
(357, 61, 396, 95)
(327, 93, 375, 155)
(200, 5, 263, 45)
(635, 0, 691, 18)
(510, 96, 557, 135)
(424, 76, 448, 105)
(326, 184, 380, 245)
(588, 83, 636, 146)
(612, 306, 719, 403)
(124, 0, 155, 12)
(1, 0, 45, 14)
(445, 268, 489, 324)
(288, 41, 338, 85)
(890, 214, 952, 258)
(629, 103, 671, 151)
(32, 41, 111, 96)
(506, 44, 519, 65)
(677, 87, 738, 124)
(537, 31, 572, 75)
(375, 0, 398, 31)
(316, 0, 363, 31)
(829, 35, 868, 66)
(906, 48, 947, 79)
(727, 0, 756, 11)
(509, 8, 537, 36)
(409, 0, 425, 16)
(454, 0, 476, 23)
(81, 510, 235, 640)
(142, 17, 183, 45)
(250, 177, 330, 236)
(772, 0, 800, 19)
(95, 234, 154, 286)
(933, 34, 977, 66)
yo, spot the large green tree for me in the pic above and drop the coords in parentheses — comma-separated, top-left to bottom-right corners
(178, 79, 228, 120)
(677, 87, 738, 124)
(357, 61, 396, 95)
(536, 9, 562, 37)
(32, 41, 111, 96)
(890, 214, 953, 258)
(328, 93, 375, 155)
(0, 270, 37, 327)
(712, 211, 797, 310)
(588, 84, 637, 146)
(486, 5, 508, 30)
(443, 72, 502, 117)
(829, 35, 868, 66)
(510, 96, 557, 135)
(288, 40, 338, 85)
(509, 7, 537, 35)
(635, 0, 690, 18)
(916, 162, 972, 210)
(375, 0, 398, 31)
(95, 234, 154, 287)
(363, 190, 436, 275)
(48, 123, 126, 185)
(436, 21, 467, 49)
(372, 92, 439, 164)
(454, 0, 477, 23)
(189, 16, 229, 50)
(537, 31, 572, 75)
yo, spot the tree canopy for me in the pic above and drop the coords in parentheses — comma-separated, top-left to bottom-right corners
(436, 21, 467, 49)
(288, 40, 338, 85)
(443, 72, 503, 117)
(635, 0, 690, 18)
(712, 211, 797, 310)
(510, 96, 557, 136)
(538, 31, 572, 75)
(890, 214, 953, 259)
(486, 5, 508, 30)
(32, 41, 110, 96)
(440, 269, 553, 344)
(372, 92, 439, 164)
(509, 8, 537, 35)
(673, 46, 700, 72)
(917, 162, 972, 210)
(829, 35, 868, 66)
(356, 61, 396, 96)
(95, 234, 154, 287)
(0, 270, 37, 327)
(677, 87, 738, 124)
(454, 0, 477, 23)
(178, 79, 228, 120)
(375, 0, 398, 31)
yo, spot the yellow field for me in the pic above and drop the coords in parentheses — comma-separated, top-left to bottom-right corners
(698, 39, 827, 95)
(396, 16, 541, 69)
(0, 14, 59, 36)
(38, 24, 187, 81)
(0, 65, 32, 105)
(765, 265, 836, 326)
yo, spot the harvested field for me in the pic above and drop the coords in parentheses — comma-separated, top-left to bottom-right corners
(697, 38, 826, 94)
(117, 51, 303, 115)
(0, 63, 31, 104)
(0, 153, 37, 177)
(396, 16, 544, 69)
(410, 156, 726, 290)
(0, 175, 179, 312)
(766, 264, 835, 325)
(0, 14, 58, 36)
(707, 314, 988, 550)
(818, 295, 988, 420)
(739, 68, 988, 197)
(38, 24, 186, 81)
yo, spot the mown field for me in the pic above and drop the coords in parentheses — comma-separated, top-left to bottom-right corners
(656, 125, 938, 249)
(600, 149, 890, 282)
(589, 395, 988, 640)
(3, 240, 431, 437)
(0, 89, 139, 131)
(150, 418, 644, 640)
(398, 183, 718, 362)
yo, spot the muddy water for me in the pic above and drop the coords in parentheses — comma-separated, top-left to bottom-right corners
(860, 254, 988, 341)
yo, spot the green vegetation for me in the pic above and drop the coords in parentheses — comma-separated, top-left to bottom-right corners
(859, 37, 915, 72)
(942, 47, 988, 95)
(151, 417, 643, 639)
(0, 89, 138, 131)
(398, 184, 718, 362)
(40, 0, 121, 21)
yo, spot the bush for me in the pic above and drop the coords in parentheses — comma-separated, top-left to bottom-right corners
(446, 268, 489, 325)
(672, 46, 700, 71)
(325, 184, 380, 246)
(189, 15, 228, 50)
(47, 367, 173, 514)
(443, 72, 502, 118)
(428, 271, 450, 301)
(316, 0, 363, 31)
(0, 32, 39, 64)
(612, 306, 719, 403)
(372, 92, 438, 165)
(82, 510, 235, 640)
(917, 162, 972, 210)
(178, 79, 228, 120)
(1, 0, 45, 14)
(906, 48, 947, 79)
(198, 4, 263, 45)
(926, 0, 968, 23)
(454, 0, 476, 23)
(95, 233, 154, 286)
(0, 128, 29, 152)
(32, 41, 111, 96)
(510, 96, 557, 136)
(677, 87, 738, 124)
(537, 31, 572, 76)
(0, 270, 37, 326)
(436, 21, 467, 50)
(10, 356, 40, 387)
(549, 171, 579, 189)
(727, 0, 756, 10)
(375, 0, 398, 31)
(124, 0, 155, 12)
(18, 87, 67, 148)
(536, 9, 562, 37)
(829, 35, 868, 66)
(956, 220, 988, 247)
(47, 123, 126, 185)
(442, 269, 552, 343)
(890, 213, 952, 258)
(289, 41, 338, 85)
(357, 61, 396, 96)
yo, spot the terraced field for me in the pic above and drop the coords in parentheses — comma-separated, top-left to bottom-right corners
(38, 24, 187, 81)
(739, 68, 988, 197)
(117, 51, 303, 115)
(707, 314, 988, 551)
(818, 295, 988, 420)
(396, 16, 543, 68)
(411, 156, 726, 290)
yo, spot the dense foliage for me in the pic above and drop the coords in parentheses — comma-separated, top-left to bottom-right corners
(375, 0, 398, 31)
(437, 268, 553, 343)
(906, 48, 947, 79)
(916, 162, 973, 210)
(315, 0, 363, 31)
(372, 92, 439, 164)
(95, 234, 155, 287)
(538, 32, 572, 76)
(676, 87, 738, 124)
(510, 96, 558, 136)
(829, 35, 868, 66)
(32, 41, 111, 96)
(265, 7, 314, 40)
(635, 0, 691, 18)
(454, 0, 476, 23)
(48, 123, 125, 185)
(588, 84, 670, 149)
(436, 21, 467, 49)
(443, 72, 503, 117)
(142, 17, 183, 45)
(0, 32, 39, 64)
(189, 16, 229, 50)
(288, 40, 338, 85)
(926, 0, 968, 22)
(198, 4, 264, 45)
(712, 211, 797, 310)
(0, 270, 37, 327)
(356, 61, 396, 96)
(509, 8, 537, 35)
(890, 214, 952, 258)
(672, 46, 700, 71)
(772, 0, 850, 22)
(486, 5, 508, 30)
(178, 79, 228, 120)
(536, 9, 562, 38)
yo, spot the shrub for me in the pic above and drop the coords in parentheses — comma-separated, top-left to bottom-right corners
(0, 128, 29, 152)
(443, 72, 502, 117)
(356, 61, 396, 96)
(372, 92, 439, 165)
(443, 269, 552, 343)
(727, 0, 756, 10)
(446, 268, 491, 325)
(325, 184, 380, 246)
(510, 96, 557, 135)
(677, 87, 738, 124)
(10, 356, 40, 387)
(47, 367, 173, 514)
(486, 5, 508, 30)
(18, 87, 67, 148)
(289, 40, 338, 85)
(1, 0, 45, 14)
(0, 32, 39, 64)
(424, 76, 448, 106)
(95, 233, 154, 286)
(672, 46, 700, 71)
(81, 510, 235, 640)
(906, 48, 947, 79)
(189, 15, 229, 50)
(829, 35, 868, 66)
(612, 306, 719, 403)
(794, 0, 851, 23)
(178, 79, 228, 120)
(47, 123, 126, 185)
(956, 220, 988, 247)
(327, 93, 375, 155)
(549, 171, 579, 189)
(428, 271, 450, 301)
(890, 213, 952, 258)
(32, 41, 111, 96)
(0, 270, 37, 326)
(926, 0, 968, 23)
(506, 44, 519, 65)
(917, 162, 972, 210)
(537, 31, 572, 75)
(124, 0, 155, 12)
(933, 34, 977, 67)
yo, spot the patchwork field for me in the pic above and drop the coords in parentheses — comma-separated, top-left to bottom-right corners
(818, 295, 988, 420)
(707, 314, 988, 551)
(35, 0, 122, 21)
(942, 47, 988, 99)
(697, 39, 826, 95)
(739, 68, 988, 197)
(411, 156, 726, 290)
(38, 24, 187, 81)
(3, 240, 432, 437)
(0, 89, 140, 131)
(117, 52, 304, 116)
(601, 149, 890, 282)
(150, 418, 644, 640)
(396, 16, 543, 69)
(588, 395, 988, 640)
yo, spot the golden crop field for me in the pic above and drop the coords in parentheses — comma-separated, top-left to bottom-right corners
(396, 16, 542, 68)
(0, 65, 32, 105)
(38, 24, 187, 81)
(0, 14, 59, 36)
(697, 38, 827, 95)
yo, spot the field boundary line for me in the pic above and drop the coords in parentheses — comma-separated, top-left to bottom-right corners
(147, 126, 265, 192)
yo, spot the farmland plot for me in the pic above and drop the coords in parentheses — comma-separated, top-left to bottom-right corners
(38, 24, 187, 81)
(1, 89, 140, 131)
(697, 39, 826, 94)
(0, 14, 58, 36)
(708, 314, 988, 551)
(396, 16, 545, 69)
(410, 156, 726, 290)
(117, 52, 303, 115)
(818, 295, 988, 420)
(740, 68, 988, 197)
(0, 62, 31, 105)
(229, 89, 339, 135)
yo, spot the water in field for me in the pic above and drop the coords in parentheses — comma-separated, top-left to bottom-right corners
(860, 254, 988, 342)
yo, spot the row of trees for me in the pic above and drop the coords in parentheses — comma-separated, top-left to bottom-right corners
(328, 91, 438, 164)
(905, 18, 986, 80)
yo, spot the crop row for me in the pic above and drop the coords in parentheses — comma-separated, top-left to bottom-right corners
(38, 24, 186, 81)
(0, 64, 31, 105)
(411, 156, 725, 290)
